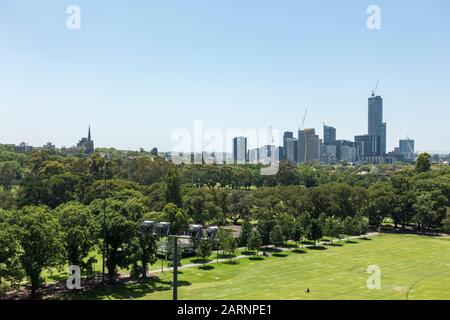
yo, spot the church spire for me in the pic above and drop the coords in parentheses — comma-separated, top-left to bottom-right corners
(88, 126, 91, 141)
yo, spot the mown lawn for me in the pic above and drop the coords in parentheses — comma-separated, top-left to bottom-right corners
(63, 233, 450, 300)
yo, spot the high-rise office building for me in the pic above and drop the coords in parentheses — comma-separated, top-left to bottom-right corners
(283, 131, 294, 160)
(323, 125, 336, 146)
(298, 128, 321, 163)
(335, 140, 355, 162)
(232, 136, 248, 164)
(368, 95, 386, 155)
(285, 137, 298, 163)
(399, 138, 415, 162)
(355, 134, 381, 163)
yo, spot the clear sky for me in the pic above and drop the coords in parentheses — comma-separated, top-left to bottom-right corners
(1, 0, 449, 153)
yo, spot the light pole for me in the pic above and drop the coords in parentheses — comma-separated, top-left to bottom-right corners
(101, 153, 109, 284)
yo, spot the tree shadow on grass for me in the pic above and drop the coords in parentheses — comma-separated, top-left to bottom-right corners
(308, 245, 326, 251)
(344, 240, 358, 244)
(66, 277, 191, 300)
(223, 260, 239, 265)
(272, 253, 288, 258)
(198, 265, 214, 271)
(360, 237, 371, 241)
(293, 249, 307, 254)
(327, 243, 343, 247)
(265, 247, 283, 253)
(190, 258, 212, 264)
(249, 256, 264, 261)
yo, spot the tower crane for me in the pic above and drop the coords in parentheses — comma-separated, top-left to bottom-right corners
(372, 80, 380, 97)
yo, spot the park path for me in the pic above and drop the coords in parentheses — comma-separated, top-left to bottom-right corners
(137, 232, 380, 276)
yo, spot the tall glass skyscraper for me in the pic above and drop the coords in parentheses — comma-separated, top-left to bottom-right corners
(323, 125, 336, 145)
(232, 136, 248, 164)
(368, 95, 386, 155)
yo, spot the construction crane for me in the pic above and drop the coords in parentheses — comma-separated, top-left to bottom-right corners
(301, 109, 308, 130)
(371, 80, 380, 97)
(269, 125, 275, 161)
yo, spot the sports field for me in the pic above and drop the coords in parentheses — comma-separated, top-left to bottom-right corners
(68, 234, 450, 300)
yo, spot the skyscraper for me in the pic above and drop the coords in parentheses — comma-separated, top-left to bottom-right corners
(323, 125, 336, 146)
(355, 134, 381, 163)
(283, 131, 294, 160)
(368, 95, 386, 155)
(298, 128, 321, 163)
(232, 137, 248, 164)
(285, 137, 298, 163)
(399, 138, 415, 162)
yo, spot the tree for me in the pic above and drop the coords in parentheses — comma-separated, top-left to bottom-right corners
(354, 214, 369, 238)
(102, 209, 137, 283)
(56, 202, 99, 269)
(257, 212, 276, 247)
(0, 162, 16, 190)
(0, 210, 24, 290)
(291, 219, 303, 249)
(413, 191, 447, 233)
(133, 228, 158, 278)
(342, 216, 357, 241)
(365, 182, 399, 228)
(239, 220, 253, 249)
(277, 212, 295, 246)
(305, 219, 322, 246)
(270, 224, 284, 248)
(216, 228, 236, 262)
(416, 153, 431, 173)
(195, 240, 212, 267)
(165, 168, 182, 207)
(163, 203, 189, 235)
(15, 206, 66, 296)
(323, 216, 342, 244)
(247, 230, 262, 258)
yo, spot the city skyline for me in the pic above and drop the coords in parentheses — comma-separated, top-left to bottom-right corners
(1, 1, 450, 153)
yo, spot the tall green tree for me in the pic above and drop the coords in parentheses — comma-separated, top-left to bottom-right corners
(247, 230, 262, 258)
(305, 219, 323, 246)
(195, 239, 212, 267)
(216, 228, 236, 262)
(165, 168, 182, 207)
(102, 210, 137, 283)
(163, 203, 190, 235)
(323, 216, 342, 244)
(15, 206, 66, 296)
(415, 153, 431, 173)
(270, 224, 284, 248)
(239, 220, 253, 249)
(132, 225, 158, 278)
(56, 202, 99, 269)
(0, 210, 24, 290)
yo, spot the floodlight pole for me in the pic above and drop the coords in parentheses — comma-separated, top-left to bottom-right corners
(102, 159, 107, 283)
(172, 236, 178, 301)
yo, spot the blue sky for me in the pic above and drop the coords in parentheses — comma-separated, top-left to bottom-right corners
(1, 0, 449, 153)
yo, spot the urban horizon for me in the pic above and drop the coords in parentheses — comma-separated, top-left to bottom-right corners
(4, 89, 450, 158)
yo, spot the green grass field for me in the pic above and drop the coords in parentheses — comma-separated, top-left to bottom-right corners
(65, 234, 450, 300)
